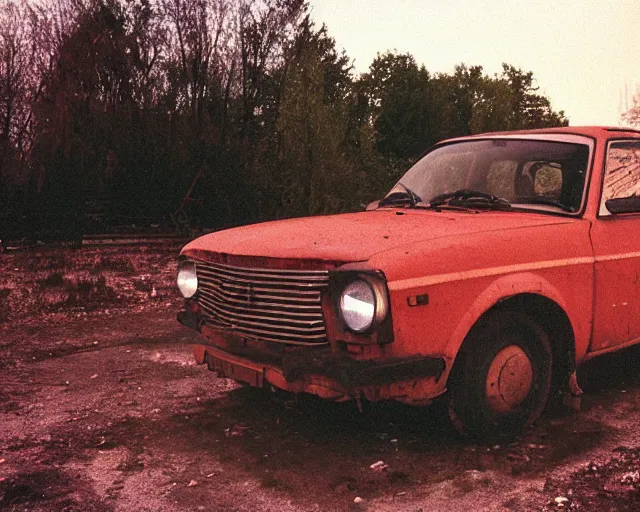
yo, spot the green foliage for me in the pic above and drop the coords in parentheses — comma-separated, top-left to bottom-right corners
(274, 17, 362, 217)
(359, 52, 434, 158)
(0, 0, 570, 240)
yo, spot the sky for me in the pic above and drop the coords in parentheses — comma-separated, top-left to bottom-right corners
(308, 0, 640, 126)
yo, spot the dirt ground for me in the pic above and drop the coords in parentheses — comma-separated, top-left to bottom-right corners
(1, 245, 639, 512)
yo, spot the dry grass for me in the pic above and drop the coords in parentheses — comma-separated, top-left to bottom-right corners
(0, 244, 184, 324)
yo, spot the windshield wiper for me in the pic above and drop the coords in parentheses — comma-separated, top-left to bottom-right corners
(378, 183, 423, 208)
(514, 196, 576, 213)
(427, 189, 511, 209)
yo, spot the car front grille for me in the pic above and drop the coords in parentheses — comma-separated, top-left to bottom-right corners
(194, 260, 330, 345)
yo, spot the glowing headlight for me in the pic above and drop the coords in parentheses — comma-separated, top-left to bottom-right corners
(340, 280, 376, 332)
(177, 261, 198, 298)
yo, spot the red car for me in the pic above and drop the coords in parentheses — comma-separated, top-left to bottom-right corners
(176, 126, 640, 439)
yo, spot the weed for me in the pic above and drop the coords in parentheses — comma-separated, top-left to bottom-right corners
(39, 272, 65, 288)
(260, 476, 285, 489)
(64, 276, 117, 307)
(388, 471, 411, 484)
(0, 288, 11, 321)
(453, 477, 475, 494)
(116, 448, 145, 473)
(24, 254, 68, 272)
(0, 470, 69, 505)
(89, 256, 135, 274)
(133, 279, 152, 292)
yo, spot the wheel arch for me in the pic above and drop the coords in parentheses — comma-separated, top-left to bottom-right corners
(442, 274, 577, 391)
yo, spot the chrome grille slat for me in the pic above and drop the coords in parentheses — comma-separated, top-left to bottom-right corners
(197, 295, 325, 329)
(204, 260, 330, 277)
(198, 270, 328, 290)
(201, 306, 327, 342)
(198, 289, 323, 318)
(194, 260, 329, 345)
(198, 287, 322, 310)
(199, 265, 329, 283)
(197, 277, 322, 303)
(198, 273, 323, 297)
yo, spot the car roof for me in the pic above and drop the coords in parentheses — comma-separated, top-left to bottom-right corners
(461, 126, 640, 140)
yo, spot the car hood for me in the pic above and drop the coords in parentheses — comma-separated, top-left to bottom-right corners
(181, 210, 574, 264)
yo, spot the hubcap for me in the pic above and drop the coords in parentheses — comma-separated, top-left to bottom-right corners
(486, 345, 533, 413)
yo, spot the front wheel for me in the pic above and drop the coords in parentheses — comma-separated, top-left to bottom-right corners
(448, 311, 552, 441)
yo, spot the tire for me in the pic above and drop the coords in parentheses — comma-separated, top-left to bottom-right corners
(448, 310, 552, 441)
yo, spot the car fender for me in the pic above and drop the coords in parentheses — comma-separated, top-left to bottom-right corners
(440, 271, 586, 383)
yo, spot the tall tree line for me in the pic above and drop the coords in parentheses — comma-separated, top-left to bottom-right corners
(0, 0, 568, 240)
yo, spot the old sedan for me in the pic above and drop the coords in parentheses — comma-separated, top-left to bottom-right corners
(176, 126, 640, 439)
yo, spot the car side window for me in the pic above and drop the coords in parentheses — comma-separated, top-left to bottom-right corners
(601, 140, 640, 215)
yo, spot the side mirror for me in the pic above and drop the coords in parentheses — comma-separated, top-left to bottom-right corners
(605, 196, 640, 214)
(365, 200, 380, 211)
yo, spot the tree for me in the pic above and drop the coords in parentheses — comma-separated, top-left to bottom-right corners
(0, 0, 573, 241)
(237, 0, 305, 135)
(359, 52, 437, 159)
(621, 85, 640, 128)
(0, 0, 39, 181)
(497, 64, 568, 129)
(274, 17, 359, 217)
(161, 0, 232, 130)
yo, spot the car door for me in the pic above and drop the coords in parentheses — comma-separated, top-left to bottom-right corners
(590, 138, 640, 353)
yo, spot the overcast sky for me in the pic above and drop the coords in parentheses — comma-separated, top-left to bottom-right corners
(308, 0, 640, 126)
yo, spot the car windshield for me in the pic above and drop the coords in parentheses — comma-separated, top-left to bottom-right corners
(379, 138, 591, 214)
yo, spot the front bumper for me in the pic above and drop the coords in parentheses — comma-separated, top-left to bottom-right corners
(279, 346, 445, 388)
(179, 310, 447, 405)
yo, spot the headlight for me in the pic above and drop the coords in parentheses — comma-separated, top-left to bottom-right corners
(177, 261, 198, 298)
(340, 280, 376, 332)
